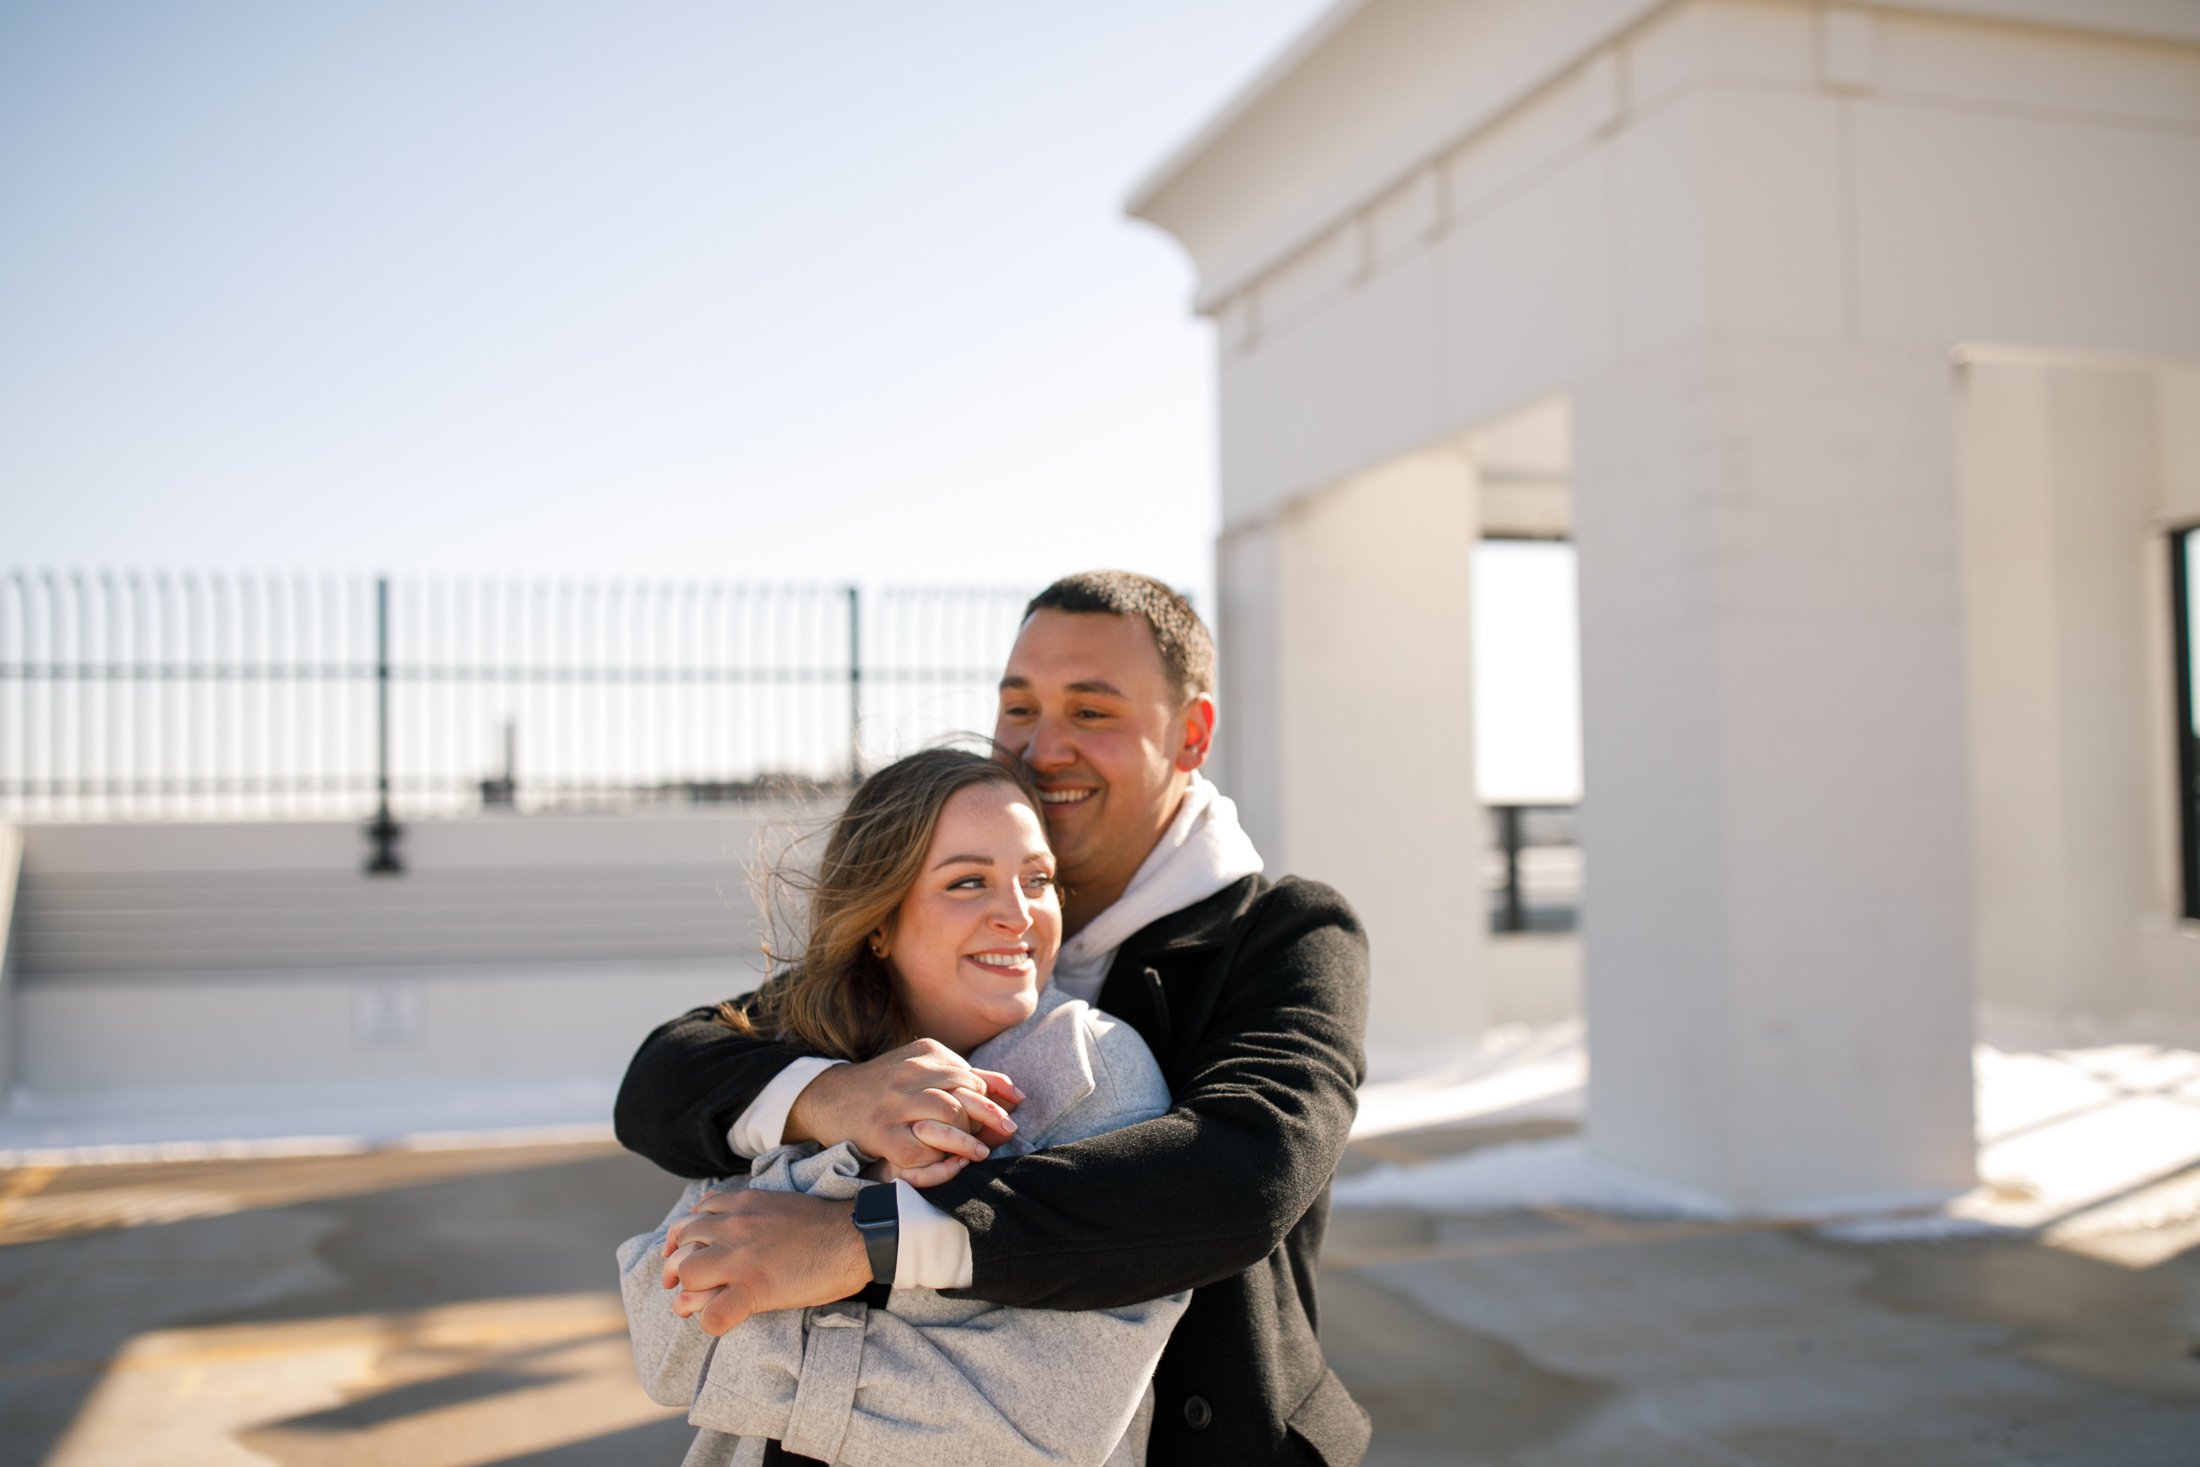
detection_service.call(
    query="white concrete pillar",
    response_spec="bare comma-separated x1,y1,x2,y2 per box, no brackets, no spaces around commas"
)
1224,447,1484,1065
1214,524,1286,865
1573,339,1977,1211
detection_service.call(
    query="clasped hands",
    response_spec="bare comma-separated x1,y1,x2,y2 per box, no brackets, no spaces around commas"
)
661,1038,1021,1335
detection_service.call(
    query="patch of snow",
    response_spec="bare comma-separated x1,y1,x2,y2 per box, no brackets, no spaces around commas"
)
1336,1138,1727,1218
1354,1020,1585,1138
1337,1018,2200,1247
0,1078,618,1167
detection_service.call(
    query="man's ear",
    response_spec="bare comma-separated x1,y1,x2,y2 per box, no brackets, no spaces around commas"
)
1174,695,1217,773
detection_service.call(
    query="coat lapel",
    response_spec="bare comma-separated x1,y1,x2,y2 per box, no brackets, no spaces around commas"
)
1095,874,1266,1041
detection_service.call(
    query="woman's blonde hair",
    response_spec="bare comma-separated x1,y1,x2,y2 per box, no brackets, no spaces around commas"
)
719,747,1046,1061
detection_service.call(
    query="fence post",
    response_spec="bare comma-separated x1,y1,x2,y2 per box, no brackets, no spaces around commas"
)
365,575,403,874
846,583,862,783
1497,804,1525,933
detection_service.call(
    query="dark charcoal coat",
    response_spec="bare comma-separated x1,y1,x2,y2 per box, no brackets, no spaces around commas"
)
614,873,1372,1466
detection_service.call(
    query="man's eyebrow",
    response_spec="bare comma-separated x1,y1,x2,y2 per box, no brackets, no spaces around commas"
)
930,853,994,871
994,675,1128,698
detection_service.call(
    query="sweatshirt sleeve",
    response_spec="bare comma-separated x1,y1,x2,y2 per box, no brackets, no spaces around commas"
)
684,1008,1189,1467
614,1177,723,1409
922,879,1369,1311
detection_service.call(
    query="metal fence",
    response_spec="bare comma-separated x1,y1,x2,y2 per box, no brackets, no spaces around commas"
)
0,570,1036,828
1486,803,1581,934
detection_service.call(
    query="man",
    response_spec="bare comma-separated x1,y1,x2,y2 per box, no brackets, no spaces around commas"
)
615,571,1371,1465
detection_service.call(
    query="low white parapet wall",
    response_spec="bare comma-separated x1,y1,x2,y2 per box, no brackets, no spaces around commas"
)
0,806,821,1156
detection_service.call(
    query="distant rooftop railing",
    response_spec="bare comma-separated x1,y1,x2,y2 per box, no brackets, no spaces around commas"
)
0,571,1036,840
1485,802,1580,935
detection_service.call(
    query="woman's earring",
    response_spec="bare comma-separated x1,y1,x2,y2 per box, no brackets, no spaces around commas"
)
869,933,887,959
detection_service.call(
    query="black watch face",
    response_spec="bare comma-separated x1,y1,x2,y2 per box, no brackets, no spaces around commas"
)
856,1184,896,1225
854,1184,897,1287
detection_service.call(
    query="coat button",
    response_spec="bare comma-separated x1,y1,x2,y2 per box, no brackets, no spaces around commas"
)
1183,1396,1213,1430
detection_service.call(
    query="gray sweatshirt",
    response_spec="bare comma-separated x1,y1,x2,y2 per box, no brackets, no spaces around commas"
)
617,987,1187,1467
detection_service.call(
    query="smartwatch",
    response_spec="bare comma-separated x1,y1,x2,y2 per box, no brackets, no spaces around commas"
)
852,1183,898,1288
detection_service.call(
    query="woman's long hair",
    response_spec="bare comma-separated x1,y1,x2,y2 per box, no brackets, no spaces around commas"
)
718,747,1045,1061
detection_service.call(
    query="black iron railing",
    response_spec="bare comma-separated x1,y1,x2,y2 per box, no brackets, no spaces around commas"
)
0,571,1035,835
1488,802,1581,934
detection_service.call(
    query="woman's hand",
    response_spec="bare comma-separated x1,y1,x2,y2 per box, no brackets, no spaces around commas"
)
862,1124,989,1188
784,1038,1022,1173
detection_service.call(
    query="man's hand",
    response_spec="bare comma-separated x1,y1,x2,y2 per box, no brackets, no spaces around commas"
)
784,1038,1022,1176
662,1190,874,1335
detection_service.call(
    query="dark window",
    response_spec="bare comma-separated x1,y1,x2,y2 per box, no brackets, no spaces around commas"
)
2174,529,2200,921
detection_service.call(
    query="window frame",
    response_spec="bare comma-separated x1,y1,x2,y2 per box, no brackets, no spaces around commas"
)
2172,527,2200,922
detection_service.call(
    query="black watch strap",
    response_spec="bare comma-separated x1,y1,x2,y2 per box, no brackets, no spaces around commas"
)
852,1183,898,1288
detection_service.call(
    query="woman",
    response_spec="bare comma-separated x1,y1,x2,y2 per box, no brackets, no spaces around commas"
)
617,748,1186,1467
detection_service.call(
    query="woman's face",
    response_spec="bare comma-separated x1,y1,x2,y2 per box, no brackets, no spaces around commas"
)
883,780,1059,1056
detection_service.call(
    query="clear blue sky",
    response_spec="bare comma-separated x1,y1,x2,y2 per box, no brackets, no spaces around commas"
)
0,0,1337,606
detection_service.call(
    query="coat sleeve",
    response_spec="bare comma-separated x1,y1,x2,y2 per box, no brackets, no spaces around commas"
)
922,879,1370,1311
614,1177,724,1409
613,992,807,1179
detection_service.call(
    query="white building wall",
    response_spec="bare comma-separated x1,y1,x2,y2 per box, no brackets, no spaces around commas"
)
1960,357,2200,1023
1191,1,2200,534
2150,371,2200,1003
1135,0,2200,1210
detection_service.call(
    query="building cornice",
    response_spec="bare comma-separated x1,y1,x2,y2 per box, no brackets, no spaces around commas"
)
1127,0,2200,315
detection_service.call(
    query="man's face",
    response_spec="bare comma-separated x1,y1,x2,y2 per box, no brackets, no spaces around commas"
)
993,609,1212,909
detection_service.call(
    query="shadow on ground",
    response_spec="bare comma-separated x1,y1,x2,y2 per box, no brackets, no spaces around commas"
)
1318,1124,2200,1467
3,1130,2199,1465
0,1144,691,1466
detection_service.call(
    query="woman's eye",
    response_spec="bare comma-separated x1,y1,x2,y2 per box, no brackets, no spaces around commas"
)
950,875,986,891
1023,873,1054,894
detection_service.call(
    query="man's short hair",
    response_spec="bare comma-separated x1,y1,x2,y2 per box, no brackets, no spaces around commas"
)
1024,571,1215,705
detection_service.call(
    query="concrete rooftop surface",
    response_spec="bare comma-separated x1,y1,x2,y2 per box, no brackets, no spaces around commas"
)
1,1122,2196,1467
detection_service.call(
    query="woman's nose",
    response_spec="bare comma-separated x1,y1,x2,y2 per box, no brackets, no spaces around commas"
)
990,887,1033,932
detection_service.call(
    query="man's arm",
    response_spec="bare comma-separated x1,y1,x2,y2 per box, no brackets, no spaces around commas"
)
924,878,1367,1311
614,997,1026,1181
613,1003,799,1178
660,880,1367,1324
